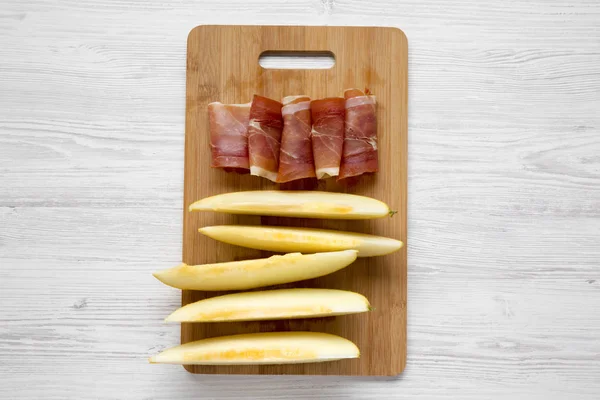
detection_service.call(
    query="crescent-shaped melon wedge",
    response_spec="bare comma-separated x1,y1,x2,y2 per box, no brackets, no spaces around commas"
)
153,250,358,291
189,190,392,219
149,332,359,365
199,225,403,257
165,288,371,322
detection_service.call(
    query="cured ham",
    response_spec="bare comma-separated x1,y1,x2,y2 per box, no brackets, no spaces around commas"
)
276,95,316,183
208,102,251,172
339,89,378,180
310,97,345,179
248,95,284,182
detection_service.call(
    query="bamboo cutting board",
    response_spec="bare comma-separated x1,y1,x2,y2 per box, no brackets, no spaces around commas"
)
182,25,407,376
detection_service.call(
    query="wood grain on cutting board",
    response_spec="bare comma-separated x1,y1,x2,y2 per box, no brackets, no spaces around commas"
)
182,25,407,376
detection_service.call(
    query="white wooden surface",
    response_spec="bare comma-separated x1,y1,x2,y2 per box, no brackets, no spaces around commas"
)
1,0,599,398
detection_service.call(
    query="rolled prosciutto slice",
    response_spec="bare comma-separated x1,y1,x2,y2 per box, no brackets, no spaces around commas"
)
248,95,284,182
310,97,345,179
276,95,316,183
208,102,251,172
339,89,378,180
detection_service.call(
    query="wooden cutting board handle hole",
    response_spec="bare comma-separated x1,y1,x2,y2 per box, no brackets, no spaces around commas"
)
258,50,335,70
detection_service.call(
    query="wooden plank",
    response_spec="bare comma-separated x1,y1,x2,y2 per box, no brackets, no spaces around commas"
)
182,25,408,375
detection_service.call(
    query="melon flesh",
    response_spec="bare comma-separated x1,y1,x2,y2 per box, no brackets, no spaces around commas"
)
149,332,360,365
189,190,391,219
165,288,371,322
152,250,358,291
199,225,403,257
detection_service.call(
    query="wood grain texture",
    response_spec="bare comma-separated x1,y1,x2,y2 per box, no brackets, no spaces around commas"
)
182,25,407,376
0,0,599,398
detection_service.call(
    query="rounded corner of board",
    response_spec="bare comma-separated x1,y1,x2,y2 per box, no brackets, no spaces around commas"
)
387,364,407,378
388,27,408,45
183,364,198,374
187,25,215,44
